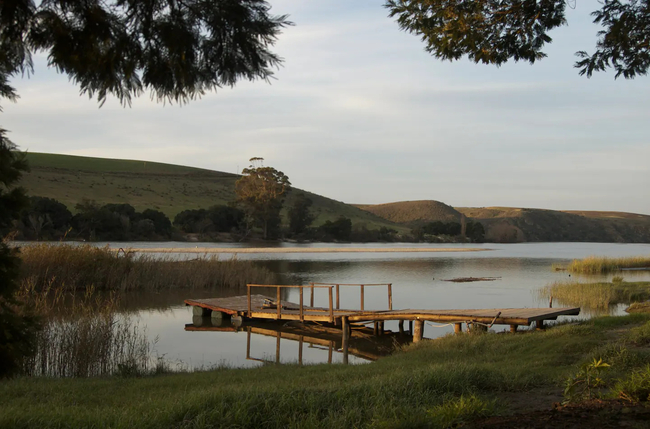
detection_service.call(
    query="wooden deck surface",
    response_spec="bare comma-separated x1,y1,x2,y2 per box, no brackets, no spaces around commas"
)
185,295,580,326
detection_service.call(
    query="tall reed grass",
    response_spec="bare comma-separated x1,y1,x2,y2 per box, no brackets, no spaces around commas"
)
19,243,276,291
566,256,650,274
17,280,154,377
539,280,650,310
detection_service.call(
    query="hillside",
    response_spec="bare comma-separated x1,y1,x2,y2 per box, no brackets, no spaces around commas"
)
357,200,650,243
18,153,406,232
353,200,462,226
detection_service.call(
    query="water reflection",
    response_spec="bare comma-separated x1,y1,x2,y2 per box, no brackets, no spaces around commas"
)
184,317,411,365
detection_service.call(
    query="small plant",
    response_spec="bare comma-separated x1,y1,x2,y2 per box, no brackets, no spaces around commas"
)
564,358,611,403
613,365,650,403
612,276,625,284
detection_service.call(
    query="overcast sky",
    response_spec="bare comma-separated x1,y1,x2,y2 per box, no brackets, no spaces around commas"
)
4,1,650,214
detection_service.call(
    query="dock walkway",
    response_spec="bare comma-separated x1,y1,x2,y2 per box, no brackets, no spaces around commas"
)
185,283,580,344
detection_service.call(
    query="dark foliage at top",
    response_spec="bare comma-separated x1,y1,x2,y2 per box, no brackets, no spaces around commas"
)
386,0,650,78
0,0,290,107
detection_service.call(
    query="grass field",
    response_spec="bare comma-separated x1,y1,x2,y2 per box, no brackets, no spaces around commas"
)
18,153,407,232
2,314,650,428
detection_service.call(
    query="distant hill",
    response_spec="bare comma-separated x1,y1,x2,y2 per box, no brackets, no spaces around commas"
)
357,200,650,243
18,153,406,232
353,200,462,226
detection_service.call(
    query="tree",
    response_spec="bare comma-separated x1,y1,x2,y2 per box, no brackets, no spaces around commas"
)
20,196,72,239
0,130,35,378
385,0,650,79
288,193,315,236
318,216,352,241
0,1,288,373
235,158,291,239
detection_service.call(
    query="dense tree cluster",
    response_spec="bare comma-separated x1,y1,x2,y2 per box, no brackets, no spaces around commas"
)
412,220,485,242
173,206,244,235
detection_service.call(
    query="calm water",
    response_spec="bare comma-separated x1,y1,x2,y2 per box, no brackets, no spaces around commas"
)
103,242,650,369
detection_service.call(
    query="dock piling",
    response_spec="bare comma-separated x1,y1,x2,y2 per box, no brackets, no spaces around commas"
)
413,319,424,343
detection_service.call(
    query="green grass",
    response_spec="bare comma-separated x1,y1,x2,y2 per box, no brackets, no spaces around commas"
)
2,316,646,428
566,256,650,274
539,280,650,310
19,152,408,232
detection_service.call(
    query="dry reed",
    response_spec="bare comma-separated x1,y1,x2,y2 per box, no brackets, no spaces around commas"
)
18,243,276,291
538,280,650,310
567,256,650,274
17,280,152,377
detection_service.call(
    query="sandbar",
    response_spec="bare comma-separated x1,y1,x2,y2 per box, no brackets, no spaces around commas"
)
120,247,492,254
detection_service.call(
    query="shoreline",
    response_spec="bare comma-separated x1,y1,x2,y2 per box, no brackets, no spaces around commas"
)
118,247,493,254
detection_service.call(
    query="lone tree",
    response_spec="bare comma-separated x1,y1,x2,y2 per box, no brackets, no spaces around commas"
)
0,0,289,377
235,158,291,239
385,0,650,79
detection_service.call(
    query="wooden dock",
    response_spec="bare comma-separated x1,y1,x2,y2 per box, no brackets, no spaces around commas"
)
185,283,581,347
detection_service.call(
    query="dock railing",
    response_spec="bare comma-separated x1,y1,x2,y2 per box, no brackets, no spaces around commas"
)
309,283,392,311
247,284,335,322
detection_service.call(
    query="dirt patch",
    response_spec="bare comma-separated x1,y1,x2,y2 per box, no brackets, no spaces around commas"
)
443,277,501,283
468,400,650,429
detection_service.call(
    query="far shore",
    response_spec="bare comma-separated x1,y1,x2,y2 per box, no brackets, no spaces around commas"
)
117,247,492,254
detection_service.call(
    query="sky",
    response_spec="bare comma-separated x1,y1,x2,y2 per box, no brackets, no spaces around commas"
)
3,1,650,214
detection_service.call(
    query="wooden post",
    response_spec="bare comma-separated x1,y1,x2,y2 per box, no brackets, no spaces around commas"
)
378,321,384,336
328,287,334,323
388,283,392,310
276,286,281,320
360,284,364,311
310,282,314,307
454,323,463,334
276,332,281,364
413,319,424,343
342,316,349,365
328,341,333,364
246,328,251,359
536,320,546,331
409,320,413,335
510,324,518,333
247,285,251,317
336,284,340,310
299,336,303,366
373,322,379,336
299,286,304,322
398,320,404,334
549,296,553,308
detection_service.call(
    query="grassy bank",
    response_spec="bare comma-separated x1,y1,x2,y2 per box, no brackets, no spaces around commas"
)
564,256,650,274
3,315,650,428
18,243,275,291
539,280,650,310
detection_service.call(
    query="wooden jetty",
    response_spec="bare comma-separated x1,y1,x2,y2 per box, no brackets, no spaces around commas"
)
185,283,580,350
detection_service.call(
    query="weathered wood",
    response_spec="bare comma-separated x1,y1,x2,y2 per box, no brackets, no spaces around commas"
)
536,320,545,330
510,324,518,333
193,306,211,317
247,286,251,317
373,322,379,336
379,321,384,336
276,287,282,319
298,336,303,365
342,316,349,365
276,332,281,363
336,284,340,310
329,287,334,323
398,320,404,334
388,283,393,310
299,286,304,322
310,283,314,307
454,323,462,334
413,320,424,343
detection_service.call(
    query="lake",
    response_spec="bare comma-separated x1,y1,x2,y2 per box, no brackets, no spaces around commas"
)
96,242,650,369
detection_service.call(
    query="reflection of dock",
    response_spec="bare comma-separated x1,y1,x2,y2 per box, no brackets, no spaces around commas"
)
185,283,580,360
185,319,409,364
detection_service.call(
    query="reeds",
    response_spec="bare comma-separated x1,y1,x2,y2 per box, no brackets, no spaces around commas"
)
18,280,153,377
538,280,650,310
566,256,650,274
18,243,276,291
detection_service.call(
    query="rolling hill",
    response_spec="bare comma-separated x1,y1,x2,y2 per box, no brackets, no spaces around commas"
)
18,153,407,232
356,201,650,243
